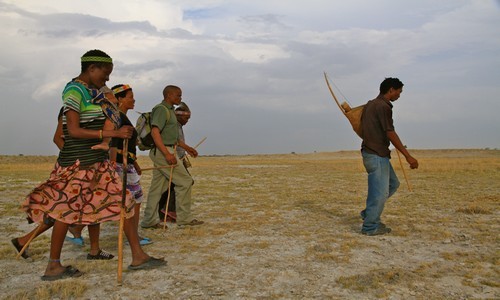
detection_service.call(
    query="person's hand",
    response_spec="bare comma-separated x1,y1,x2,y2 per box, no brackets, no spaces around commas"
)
407,156,419,169
187,147,198,158
134,163,142,175
116,125,134,139
165,152,177,165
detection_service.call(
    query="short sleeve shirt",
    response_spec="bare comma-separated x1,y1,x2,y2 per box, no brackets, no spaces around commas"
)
58,81,108,167
150,101,178,146
361,95,394,158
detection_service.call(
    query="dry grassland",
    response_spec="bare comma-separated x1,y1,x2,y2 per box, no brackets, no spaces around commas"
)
0,149,499,299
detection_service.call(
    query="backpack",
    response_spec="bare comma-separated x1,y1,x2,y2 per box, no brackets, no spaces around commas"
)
135,105,170,151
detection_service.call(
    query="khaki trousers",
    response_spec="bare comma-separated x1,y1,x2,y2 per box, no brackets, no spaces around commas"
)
141,147,194,227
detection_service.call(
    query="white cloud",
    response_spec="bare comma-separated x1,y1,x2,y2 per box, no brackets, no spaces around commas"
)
218,40,290,63
3,0,196,32
0,0,499,155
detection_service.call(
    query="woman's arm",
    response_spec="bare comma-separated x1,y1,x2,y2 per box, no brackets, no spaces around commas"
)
109,147,117,162
133,160,142,175
53,117,64,150
65,109,133,140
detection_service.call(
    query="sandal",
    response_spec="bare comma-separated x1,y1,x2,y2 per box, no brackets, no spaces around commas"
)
143,223,167,230
41,266,83,281
179,219,204,227
128,257,167,271
87,249,114,260
11,238,30,259
139,238,154,246
65,236,84,246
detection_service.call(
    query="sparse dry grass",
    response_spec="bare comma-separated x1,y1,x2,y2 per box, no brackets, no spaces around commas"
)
3,280,87,300
0,149,499,299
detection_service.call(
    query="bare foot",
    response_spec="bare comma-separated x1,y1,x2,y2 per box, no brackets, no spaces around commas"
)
91,143,109,151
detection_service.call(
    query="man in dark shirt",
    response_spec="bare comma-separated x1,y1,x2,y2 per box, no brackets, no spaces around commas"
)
360,77,418,236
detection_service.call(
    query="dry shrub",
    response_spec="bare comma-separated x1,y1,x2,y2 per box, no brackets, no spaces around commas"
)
35,280,87,299
456,195,498,215
337,268,415,298
456,204,492,215
5,280,87,300
3,292,31,300
479,279,500,288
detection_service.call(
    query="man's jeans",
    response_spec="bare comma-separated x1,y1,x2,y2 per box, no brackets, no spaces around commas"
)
361,151,400,233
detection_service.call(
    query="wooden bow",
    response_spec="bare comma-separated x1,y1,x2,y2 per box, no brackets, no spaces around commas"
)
323,72,364,138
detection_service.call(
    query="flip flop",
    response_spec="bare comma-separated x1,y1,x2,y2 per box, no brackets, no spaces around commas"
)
139,238,154,246
65,236,84,246
128,257,167,271
41,266,83,281
143,223,167,230
178,219,204,227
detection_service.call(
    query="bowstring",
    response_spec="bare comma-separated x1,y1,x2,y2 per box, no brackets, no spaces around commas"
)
327,74,352,107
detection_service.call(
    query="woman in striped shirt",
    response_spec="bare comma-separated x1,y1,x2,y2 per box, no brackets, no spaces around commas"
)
22,49,165,281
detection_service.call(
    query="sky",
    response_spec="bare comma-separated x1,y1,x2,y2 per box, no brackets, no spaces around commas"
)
0,0,499,156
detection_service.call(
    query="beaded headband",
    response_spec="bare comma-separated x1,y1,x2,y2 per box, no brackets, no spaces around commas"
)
112,84,132,95
81,56,113,63
175,111,191,116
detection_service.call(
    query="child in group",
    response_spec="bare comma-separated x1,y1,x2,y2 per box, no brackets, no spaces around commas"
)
90,86,120,151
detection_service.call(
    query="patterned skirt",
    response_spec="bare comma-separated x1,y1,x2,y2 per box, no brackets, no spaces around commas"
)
22,160,135,225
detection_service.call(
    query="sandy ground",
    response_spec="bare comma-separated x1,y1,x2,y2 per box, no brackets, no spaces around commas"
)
1,150,499,299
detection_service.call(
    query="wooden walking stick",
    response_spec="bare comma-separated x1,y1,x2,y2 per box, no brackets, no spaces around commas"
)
182,137,207,167
140,165,177,172
162,146,177,230
395,148,413,192
15,224,42,259
193,137,207,149
117,138,128,285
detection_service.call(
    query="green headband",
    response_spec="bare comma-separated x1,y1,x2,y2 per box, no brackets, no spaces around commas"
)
81,56,113,63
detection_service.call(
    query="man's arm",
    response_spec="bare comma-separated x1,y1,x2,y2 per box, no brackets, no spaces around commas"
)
151,126,176,165
387,130,419,169
177,140,198,158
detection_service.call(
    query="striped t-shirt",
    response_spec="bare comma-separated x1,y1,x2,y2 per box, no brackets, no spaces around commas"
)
57,81,108,167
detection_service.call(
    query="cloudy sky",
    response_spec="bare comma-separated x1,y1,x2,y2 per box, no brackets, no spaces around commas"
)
1,0,499,156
